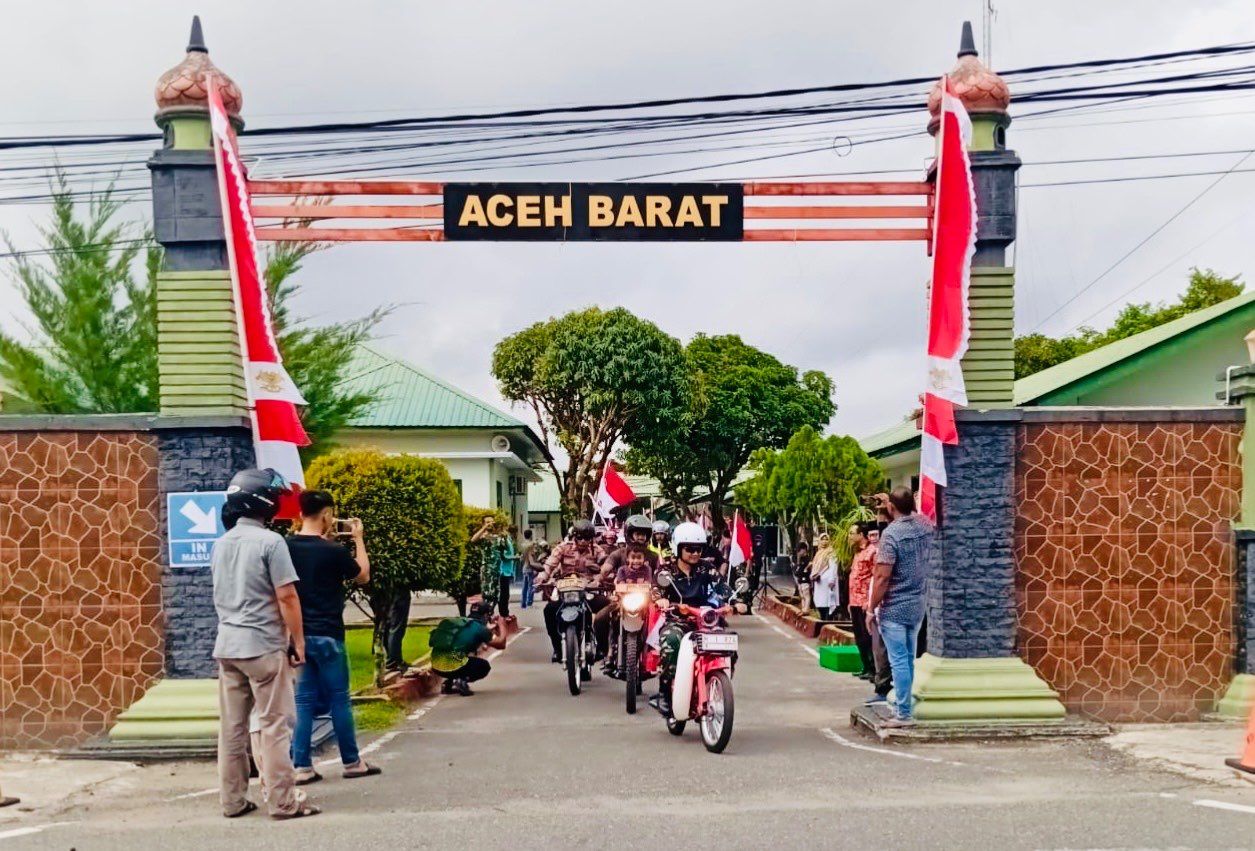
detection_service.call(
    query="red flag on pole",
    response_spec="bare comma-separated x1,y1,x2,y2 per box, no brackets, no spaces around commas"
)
919,76,977,522
208,78,309,496
729,510,753,568
592,462,637,519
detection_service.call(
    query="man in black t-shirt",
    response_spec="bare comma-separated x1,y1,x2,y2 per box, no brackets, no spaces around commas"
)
287,490,381,784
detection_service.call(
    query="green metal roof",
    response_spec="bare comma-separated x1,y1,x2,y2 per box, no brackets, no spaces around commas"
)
1013,288,1255,405
341,344,531,430
859,289,1255,458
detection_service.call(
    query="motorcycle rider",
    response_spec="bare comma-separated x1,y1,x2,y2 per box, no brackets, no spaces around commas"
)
594,541,655,660
537,519,609,663
649,522,746,716
602,514,659,575
649,521,674,566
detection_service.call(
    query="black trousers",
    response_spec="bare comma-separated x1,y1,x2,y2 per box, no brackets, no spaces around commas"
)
498,574,512,617
435,656,491,683
848,605,875,676
385,593,412,669
544,597,611,653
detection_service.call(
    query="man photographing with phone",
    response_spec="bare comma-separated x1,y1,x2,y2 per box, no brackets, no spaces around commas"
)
286,490,381,784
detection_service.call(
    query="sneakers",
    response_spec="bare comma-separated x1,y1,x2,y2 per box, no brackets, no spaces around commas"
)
551,650,562,664
440,678,456,695
882,715,916,728
863,694,888,706
648,692,672,716
455,679,474,697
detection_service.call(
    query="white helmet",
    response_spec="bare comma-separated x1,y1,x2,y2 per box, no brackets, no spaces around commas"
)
671,521,708,547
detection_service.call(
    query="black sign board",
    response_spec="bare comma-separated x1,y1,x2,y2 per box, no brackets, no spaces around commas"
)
443,182,744,241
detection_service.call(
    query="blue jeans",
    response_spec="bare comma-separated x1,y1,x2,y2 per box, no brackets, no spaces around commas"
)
520,569,535,609
292,636,359,768
879,618,923,720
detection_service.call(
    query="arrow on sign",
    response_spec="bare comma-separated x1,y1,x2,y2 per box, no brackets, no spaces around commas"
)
180,499,219,535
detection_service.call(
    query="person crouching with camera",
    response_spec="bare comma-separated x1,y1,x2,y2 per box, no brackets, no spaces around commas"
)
430,597,509,695
286,490,381,784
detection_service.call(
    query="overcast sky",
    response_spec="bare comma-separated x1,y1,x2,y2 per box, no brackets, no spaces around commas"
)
3,0,1255,440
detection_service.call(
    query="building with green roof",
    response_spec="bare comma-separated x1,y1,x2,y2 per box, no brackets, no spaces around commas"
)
861,289,1255,487
335,345,549,532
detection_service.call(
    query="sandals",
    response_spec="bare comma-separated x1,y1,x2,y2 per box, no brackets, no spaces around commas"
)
293,769,323,786
272,803,321,820
224,800,258,818
343,762,382,779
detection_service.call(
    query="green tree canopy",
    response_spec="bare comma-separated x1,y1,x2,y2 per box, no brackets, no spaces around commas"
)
625,334,834,533
1014,268,1243,379
306,448,466,674
492,307,690,521
735,426,882,546
0,177,382,457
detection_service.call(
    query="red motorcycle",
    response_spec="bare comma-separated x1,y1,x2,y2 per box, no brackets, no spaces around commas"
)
652,572,748,754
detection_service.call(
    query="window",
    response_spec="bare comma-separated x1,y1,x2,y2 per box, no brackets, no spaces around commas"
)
496,480,503,509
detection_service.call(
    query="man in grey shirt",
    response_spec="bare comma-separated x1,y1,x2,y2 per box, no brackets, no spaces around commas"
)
210,468,318,820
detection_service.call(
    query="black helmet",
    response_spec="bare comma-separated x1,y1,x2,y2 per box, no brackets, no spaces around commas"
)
624,514,651,533
571,519,596,541
468,601,493,623
225,468,289,521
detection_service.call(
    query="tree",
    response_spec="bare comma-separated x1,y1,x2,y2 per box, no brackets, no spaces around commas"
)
625,334,834,534
1014,268,1244,379
736,426,882,547
492,307,690,522
306,448,465,681
0,177,383,456
0,177,158,413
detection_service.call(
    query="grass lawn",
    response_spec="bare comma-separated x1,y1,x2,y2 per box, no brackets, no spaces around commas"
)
344,622,435,694
352,700,406,732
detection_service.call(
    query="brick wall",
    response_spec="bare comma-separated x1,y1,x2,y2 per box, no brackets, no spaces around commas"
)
1015,415,1240,721
0,430,164,748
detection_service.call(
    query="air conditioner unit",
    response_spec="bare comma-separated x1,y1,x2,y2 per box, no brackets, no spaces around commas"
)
490,434,511,453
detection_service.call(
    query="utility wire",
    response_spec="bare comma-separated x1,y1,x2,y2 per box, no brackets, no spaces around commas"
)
1030,147,1255,331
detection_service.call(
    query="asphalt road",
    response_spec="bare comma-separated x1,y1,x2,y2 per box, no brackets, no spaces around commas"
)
9,607,1255,849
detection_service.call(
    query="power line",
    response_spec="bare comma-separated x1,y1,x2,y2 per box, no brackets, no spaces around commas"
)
1030,147,1255,331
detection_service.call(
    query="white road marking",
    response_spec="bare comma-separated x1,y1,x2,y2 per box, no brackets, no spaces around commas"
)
407,694,445,721
0,827,43,841
799,644,820,659
819,727,967,767
757,611,820,657
488,625,532,661
1193,799,1255,815
0,822,75,842
168,787,217,800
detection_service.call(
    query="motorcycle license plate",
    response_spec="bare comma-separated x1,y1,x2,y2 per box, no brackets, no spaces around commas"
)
701,632,738,653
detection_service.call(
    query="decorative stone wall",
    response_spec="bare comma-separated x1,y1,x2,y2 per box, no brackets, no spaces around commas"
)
0,429,163,748
157,425,253,678
1015,412,1241,721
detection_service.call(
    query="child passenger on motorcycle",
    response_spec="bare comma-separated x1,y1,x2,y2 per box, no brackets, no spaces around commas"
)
650,522,746,717
593,544,654,654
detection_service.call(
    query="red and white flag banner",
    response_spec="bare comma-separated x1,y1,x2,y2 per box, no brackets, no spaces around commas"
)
729,510,753,568
208,78,308,488
592,461,637,519
919,76,977,521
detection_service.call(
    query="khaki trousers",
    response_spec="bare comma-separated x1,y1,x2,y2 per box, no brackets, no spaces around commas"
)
218,651,298,817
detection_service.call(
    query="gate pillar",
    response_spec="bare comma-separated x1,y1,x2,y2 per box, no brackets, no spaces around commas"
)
911,24,1065,723
1216,365,1255,718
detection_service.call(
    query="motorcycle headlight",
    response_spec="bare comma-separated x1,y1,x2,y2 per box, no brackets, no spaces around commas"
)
622,591,647,613
562,591,581,603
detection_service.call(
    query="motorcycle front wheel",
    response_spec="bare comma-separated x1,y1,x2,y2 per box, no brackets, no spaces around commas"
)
565,627,581,696
624,632,639,715
700,670,735,754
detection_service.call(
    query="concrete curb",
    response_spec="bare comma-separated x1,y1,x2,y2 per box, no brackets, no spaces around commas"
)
850,704,1110,742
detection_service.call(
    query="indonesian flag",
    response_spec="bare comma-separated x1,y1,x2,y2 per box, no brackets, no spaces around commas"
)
208,78,309,491
728,510,753,568
592,461,636,518
919,76,977,522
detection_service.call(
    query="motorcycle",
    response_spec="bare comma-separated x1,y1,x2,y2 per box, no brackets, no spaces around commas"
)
653,570,749,754
555,575,599,696
604,582,653,714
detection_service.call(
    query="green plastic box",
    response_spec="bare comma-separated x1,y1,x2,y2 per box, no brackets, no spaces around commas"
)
818,644,863,673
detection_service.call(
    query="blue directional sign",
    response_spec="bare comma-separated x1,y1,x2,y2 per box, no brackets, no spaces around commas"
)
167,491,228,568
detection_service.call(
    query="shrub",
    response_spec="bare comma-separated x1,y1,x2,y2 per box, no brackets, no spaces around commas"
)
306,448,466,675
